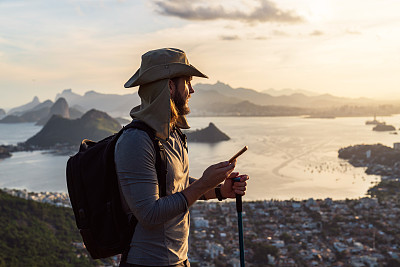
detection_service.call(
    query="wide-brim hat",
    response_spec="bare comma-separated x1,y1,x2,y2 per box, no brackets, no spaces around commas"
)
124,48,208,88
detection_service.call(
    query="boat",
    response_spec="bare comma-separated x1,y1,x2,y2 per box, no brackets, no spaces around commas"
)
373,122,396,131
365,115,381,125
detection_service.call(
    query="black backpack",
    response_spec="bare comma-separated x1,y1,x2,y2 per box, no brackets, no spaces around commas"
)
66,120,169,260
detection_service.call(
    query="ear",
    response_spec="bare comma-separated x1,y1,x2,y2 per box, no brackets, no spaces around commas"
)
168,79,175,97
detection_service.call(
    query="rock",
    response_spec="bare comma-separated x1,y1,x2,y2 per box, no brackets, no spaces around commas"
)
25,109,121,148
0,146,12,159
185,122,230,143
36,98,70,125
373,123,396,131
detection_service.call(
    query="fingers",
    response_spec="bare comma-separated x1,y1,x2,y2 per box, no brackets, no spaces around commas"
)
214,161,236,179
232,174,249,196
201,161,237,188
228,172,239,179
215,159,236,169
238,174,249,182
235,190,246,196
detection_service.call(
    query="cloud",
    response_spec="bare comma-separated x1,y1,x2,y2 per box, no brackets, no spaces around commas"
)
346,29,361,35
254,36,268,40
220,35,240,40
154,0,304,24
310,30,324,36
272,30,289,36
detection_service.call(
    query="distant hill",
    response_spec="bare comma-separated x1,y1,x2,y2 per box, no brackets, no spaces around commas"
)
36,97,70,125
4,82,400,119
193,81,377,109
262,88,319,97
0,115,26,123
7,96,41,115
56,89,140,118
0,190,95,266
25,109,121,147
0,98,82,124
0,108,5,118
185,122,230,143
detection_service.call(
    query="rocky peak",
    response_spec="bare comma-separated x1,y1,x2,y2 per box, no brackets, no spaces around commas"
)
36,98,70,125
81,109,110,121
185,122,230,143
50,97,70,118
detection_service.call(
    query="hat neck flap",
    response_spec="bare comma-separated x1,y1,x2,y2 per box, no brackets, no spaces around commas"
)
130,79,190,141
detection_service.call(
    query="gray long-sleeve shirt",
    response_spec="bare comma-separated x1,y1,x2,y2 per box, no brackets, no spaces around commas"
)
115,127,190,266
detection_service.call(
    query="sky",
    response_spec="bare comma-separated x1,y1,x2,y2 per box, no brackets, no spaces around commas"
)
0,0,399,109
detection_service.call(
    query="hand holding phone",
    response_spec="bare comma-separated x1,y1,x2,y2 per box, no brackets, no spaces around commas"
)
229,146,248,163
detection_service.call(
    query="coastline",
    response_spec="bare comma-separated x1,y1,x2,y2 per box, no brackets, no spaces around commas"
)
2,116,400,200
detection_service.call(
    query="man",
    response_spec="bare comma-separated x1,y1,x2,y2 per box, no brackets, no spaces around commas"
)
115,48,249,267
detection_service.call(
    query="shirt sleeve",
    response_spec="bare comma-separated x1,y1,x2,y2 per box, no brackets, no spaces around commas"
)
115,128,188,227
189,176,207,200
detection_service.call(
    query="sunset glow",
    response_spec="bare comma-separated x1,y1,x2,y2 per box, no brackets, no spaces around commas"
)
0,0,399,108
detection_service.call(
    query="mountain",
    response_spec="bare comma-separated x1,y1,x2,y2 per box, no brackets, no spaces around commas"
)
4,82,399,120
0,115,26,123
36,97,70,125
0,98,83,124
19,100,53,122
28,99,54,111
25,109,121,147
185,122,230,143
0,108,5,118
194,82,275,107
56,89,140,118
7,96,41,115
262,88,318,97
193,81,377,109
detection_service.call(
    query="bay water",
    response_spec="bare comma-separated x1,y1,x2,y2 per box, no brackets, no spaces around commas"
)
1,116,399,200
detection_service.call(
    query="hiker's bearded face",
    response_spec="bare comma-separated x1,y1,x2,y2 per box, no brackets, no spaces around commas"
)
173,87,190,115
173,77,193,115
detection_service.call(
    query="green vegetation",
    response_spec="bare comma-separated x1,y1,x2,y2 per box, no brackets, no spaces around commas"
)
0,190,103,266
25,109,121,148
245,240,279,267
368,180,400,202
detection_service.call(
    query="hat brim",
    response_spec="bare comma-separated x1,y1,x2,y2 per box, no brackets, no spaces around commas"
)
124,63,208,88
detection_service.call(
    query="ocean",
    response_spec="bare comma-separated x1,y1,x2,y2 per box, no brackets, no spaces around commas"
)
1,115,399,200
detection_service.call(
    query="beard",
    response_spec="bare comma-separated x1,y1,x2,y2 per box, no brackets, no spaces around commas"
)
173,90,190,115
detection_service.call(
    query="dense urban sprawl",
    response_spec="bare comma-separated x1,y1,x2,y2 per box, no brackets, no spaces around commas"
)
188,195,400,267
3,187,400,267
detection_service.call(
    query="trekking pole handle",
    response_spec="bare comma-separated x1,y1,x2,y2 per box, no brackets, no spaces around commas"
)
232,177,242,212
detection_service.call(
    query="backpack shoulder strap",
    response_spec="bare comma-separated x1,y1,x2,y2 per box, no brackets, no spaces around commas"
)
121,120,167,197
174,126,188,153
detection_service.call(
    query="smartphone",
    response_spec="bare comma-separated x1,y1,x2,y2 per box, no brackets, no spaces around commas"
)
229,146,248,163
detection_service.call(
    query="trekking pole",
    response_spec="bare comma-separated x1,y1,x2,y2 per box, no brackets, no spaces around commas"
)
232,177,245,267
